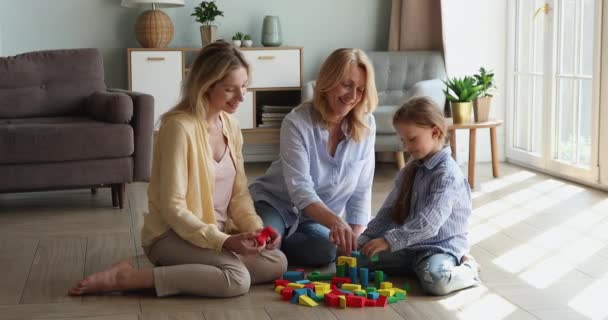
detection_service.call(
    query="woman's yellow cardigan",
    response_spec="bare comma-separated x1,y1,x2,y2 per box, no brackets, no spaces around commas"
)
142,112,263,251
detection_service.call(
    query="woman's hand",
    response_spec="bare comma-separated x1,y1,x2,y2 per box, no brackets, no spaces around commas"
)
329,222,357,256
223,232,262,255
361,238,390,257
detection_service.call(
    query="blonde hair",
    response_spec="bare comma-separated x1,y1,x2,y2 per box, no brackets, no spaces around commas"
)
311,48,378,142
391,96,448,224
160,41,250,126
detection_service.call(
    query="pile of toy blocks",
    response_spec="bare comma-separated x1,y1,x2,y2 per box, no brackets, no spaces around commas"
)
273,251,408,308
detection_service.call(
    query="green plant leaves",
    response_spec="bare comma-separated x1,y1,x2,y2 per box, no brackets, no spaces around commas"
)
443,76,483,102
191,1,224,25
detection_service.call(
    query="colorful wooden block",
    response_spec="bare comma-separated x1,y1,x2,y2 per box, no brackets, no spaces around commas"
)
365,287,377,293
337,256,357,268
388,296,399,304
365,298,377,307
339,296,347,309
299,295,318,307
287,283,305,289
376,295,388,307
331,277,352,286
367,292,379,300
324,292,339,307
336,263,346,277
296,279,311,284
255,226,274,246
359,267,369,287
348,266,358,284
274,279,290,288
395,292,406,301
378,289,395,297
346,295,365,308
283,271,304,282
274,285,285,293
374,270,384,287
380,281,393,289
341,283,362,291
280,287,294,301
351,250,361,258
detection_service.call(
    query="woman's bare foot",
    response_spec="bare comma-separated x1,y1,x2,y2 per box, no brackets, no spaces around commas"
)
461,253,481,272
68,260,151,296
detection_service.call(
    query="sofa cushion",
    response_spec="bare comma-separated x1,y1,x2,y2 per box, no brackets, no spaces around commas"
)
0,49,106,119
374,105,398,134
86,91,134,123
0,117,133,165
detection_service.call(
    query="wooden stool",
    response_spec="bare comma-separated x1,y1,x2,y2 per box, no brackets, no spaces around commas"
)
447,119,503,189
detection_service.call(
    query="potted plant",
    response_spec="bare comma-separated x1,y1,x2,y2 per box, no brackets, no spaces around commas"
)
191,1,224,46
231,32,244,47
242,34,253,47
473,67,497,122
444,76,483,124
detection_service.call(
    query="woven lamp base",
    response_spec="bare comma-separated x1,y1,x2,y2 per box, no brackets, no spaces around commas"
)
135,9,174,48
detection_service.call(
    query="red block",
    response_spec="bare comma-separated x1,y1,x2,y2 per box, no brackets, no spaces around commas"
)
330,289,346,296
346,295,365,308
324,293,339,307
376,295,388,307
256,226,274,246
274,279,290,288
304,283,316,290
365,298,377,307
280,287,294,301
331,277,352,286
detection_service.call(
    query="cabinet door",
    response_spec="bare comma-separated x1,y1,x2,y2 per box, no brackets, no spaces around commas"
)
233,91,254,129
130,51,183,127
242,49,301,88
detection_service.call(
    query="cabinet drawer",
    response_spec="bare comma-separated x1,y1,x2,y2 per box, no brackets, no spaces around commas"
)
242,49,300,89
130,51,183,126
232,91,254,129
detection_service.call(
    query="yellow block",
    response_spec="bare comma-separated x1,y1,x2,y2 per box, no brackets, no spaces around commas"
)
339,295,347,309
341,283,362,291
393,288,407,295
337,256,357,267
380,282,393,289
316,288,331,296
299,295,318,307
314,284,330,291
287,283,305,289
274,285,285,293
378,289,395,297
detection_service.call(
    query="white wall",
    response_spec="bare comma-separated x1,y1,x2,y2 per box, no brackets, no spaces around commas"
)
442,0,508,163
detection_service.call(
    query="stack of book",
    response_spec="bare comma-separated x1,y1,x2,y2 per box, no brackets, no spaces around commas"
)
259,105,295,128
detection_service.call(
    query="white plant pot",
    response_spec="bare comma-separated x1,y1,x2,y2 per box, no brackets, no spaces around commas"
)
243,40,253,47
232,40,242,47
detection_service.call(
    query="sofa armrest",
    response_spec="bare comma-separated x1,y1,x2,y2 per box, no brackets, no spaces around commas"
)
301,80,316,103
85,91,133,123
108,88,154,182
404,79,447,114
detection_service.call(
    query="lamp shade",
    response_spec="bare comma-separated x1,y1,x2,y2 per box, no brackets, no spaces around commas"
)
121,0,184,8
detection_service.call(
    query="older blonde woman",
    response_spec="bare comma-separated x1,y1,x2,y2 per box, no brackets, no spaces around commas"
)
69,42,286,298
250,48,379,266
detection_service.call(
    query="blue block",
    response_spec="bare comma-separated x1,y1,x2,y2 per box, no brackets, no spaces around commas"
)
295,279,310,284
351,250,361,258
306,288,316,298
348,266,358,284
290,292,301,304
367,292,380,300
359,268,369,287
294,288,307,295
283,271,304,282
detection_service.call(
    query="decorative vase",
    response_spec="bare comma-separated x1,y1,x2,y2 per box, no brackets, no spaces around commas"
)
473,96,492,122
232,40,242,47
135,10,174,48
200,25,217,47
261,16,282,47
243,39,253,47
452,102,473,124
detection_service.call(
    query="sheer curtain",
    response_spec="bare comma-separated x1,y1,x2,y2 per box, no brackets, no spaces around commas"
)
389,0,444,51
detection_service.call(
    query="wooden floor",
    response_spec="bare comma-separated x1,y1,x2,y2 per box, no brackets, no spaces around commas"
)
0,162,607,320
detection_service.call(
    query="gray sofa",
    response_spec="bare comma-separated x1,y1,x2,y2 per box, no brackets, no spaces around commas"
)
302,51,447,167
0,48,154,208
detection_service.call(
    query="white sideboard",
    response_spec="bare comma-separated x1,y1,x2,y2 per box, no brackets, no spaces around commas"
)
128,47,303,151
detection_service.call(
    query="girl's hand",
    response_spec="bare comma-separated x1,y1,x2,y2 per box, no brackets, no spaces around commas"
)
361,238,390,257
329,222,357,256
223,232,262,255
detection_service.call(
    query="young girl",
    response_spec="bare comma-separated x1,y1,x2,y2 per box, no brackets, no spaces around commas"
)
69,41,286,298
358,96,479,296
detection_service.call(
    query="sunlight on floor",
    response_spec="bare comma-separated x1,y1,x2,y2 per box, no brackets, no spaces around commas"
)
569,277,608,319
457,293,518,320
439,286,488,310
472,170,537,199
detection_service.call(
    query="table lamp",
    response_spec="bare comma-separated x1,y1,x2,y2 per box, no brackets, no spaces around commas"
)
122,0,184,48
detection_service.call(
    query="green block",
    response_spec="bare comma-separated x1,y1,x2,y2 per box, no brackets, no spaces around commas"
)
395,292,406,301
370,255,379,262
308,273,334,281
374,271,384,287
355,292,366,297
388,296,399,304
403,282,411,292
309,271,320,276
365,287,377,293
313,294,324,302
336,264,346,277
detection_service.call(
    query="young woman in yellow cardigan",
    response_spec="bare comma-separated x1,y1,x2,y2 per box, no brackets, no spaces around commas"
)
69,42,287,298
